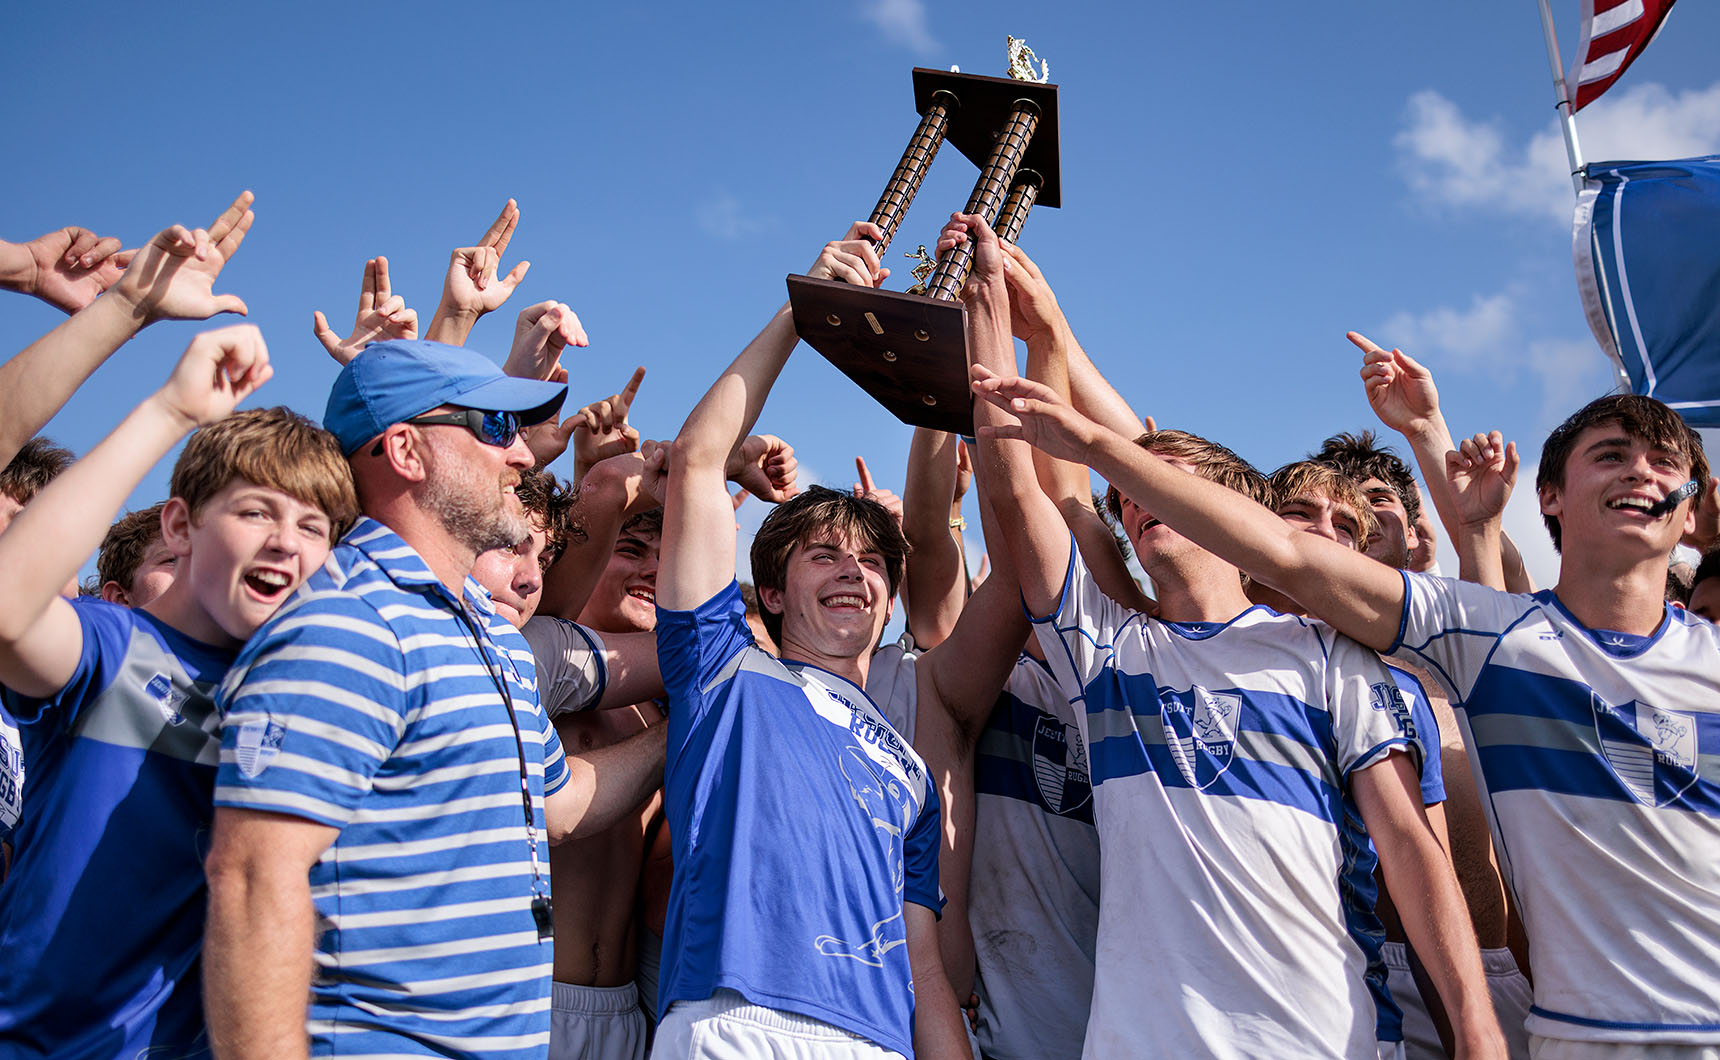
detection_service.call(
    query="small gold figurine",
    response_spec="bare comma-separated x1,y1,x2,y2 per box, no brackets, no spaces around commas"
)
904,245,938,296
1006,36,1049,83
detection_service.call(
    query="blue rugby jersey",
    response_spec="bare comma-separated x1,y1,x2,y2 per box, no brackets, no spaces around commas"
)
1391,571,1720,1045
655,581,942,1058
215,517,570,1060
1034,546,1417,1059
0,599,232,1060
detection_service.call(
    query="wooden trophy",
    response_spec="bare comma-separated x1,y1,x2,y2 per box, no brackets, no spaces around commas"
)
786,38,1061,434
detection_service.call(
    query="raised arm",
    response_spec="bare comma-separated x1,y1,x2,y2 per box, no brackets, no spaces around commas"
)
658,224,886,611
1355,331,1535,591
972,369,1408,651
546,723,668,841
1001,241,1145,439
424,199,531,346
939,213,1071,619
0,192,254,467
899,429,969,648
0,325,272,697
1445,431,1520,591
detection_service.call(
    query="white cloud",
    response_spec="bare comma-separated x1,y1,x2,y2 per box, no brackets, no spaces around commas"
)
695,191,769,240
858,0,939,56
1395,80,1720,223
1381,292,1518,369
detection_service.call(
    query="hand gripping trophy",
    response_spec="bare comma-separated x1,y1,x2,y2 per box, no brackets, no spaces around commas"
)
786,38,1062,433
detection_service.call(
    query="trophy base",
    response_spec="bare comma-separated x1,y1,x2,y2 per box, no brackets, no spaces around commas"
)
912,68,1060,209
786,273,974,435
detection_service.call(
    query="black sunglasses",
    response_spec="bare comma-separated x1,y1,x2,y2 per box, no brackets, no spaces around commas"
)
371,408,521,456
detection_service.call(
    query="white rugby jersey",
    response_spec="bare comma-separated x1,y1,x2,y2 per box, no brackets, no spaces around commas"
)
1036,548,1415,1059
1391,572,1720,1045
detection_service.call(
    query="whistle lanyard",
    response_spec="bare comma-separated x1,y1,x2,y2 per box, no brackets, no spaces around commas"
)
452,601,554,940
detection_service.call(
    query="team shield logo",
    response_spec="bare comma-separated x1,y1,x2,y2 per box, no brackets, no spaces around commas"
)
1161,686,1239,789
1031,714,1093,816
234,716,286,778
145,672,188,726
1591,692,1702,806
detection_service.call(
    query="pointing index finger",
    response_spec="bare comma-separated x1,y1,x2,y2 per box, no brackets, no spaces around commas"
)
617,367,647,411
855,456,875,494
1346,330,1385,356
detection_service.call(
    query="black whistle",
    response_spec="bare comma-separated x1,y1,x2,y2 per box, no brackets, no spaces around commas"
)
531,895,555,941
1647,480,1700,517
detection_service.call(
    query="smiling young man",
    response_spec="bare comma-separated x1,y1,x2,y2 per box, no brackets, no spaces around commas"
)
649,225,967,1060
0,326,356,1060
971,293,1720,1054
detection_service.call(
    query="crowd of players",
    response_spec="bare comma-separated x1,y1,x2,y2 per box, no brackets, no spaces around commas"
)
0,193,1716,1060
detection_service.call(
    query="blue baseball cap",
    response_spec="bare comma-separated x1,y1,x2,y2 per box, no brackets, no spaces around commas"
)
323,339,567,455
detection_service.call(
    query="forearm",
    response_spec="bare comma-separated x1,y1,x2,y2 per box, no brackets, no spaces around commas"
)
1059,331,1145,440
0,391,189,642
538,456,651,620
1456,519,1507,591
911,696,978,996
1498,532,1536,593
1400,415,1461,543
0,240,31,291
424,303,479,346
903,429,967,647
1383,834,1503,1053
0,291,145,461
909,911,974,1060
673,305,798,468
204,863,316,1060
551,723,667,841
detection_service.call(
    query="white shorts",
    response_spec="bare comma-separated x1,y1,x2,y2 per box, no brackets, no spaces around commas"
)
650,989,904,1060
1383,942,1531,1060
1529,1042,1720,1060
551,981,648,1060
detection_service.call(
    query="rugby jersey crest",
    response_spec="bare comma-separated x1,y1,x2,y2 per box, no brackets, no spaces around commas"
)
215,517,569,1060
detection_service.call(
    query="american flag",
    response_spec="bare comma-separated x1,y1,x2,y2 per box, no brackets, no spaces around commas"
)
1569,0,1678,111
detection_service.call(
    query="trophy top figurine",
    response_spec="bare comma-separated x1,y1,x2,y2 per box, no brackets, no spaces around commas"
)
1007,36,1049,84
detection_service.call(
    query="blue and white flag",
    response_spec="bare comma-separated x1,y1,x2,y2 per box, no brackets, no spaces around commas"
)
1574,154,1720,425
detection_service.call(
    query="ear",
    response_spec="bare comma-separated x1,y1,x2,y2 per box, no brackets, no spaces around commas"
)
378,426,431,484
160,497,196,558
100,581,130,605
1539,481,1562,520
757,585,785,617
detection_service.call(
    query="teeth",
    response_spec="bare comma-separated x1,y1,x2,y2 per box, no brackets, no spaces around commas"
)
1610,498,1653,512
250,570,289,588
825,595,866,608
628,590,655,603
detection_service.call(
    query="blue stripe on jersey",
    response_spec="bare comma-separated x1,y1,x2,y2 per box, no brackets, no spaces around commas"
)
1529,1005,1720,1034
1080,671,1353,822
974,687,1095,825
1466,665,1720,816
215,518,566,1060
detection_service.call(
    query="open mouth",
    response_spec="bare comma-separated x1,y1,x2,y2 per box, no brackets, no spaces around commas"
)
1606,496,1657,517
243,568,292,601
626,588,655,606
821,593,868,611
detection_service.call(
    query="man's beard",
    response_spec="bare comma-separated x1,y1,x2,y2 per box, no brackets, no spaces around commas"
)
423,450,527,557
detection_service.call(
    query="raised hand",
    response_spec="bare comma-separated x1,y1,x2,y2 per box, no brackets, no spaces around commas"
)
852,455,904,527
112,191,254,323
731,435,798,503
312,256,418,366
970,362,1103,466
639,439,671,506
157,324,272,428
806,221,889,287
504,300,588,381
1445,430,1518,528
953,438,973,504
3,226,133,314
999,241,1064,345
1353,331,1441,437
571,366,646,476
1682,478,1720,550
427,199,530,342
934,211,1005,295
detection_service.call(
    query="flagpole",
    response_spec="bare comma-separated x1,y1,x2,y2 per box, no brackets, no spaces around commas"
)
1536,0,1588,194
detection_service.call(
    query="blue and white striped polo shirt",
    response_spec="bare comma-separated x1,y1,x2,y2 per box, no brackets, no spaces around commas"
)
1034,546,1417,1059
216,517,569,1060
1391,571,1720,1046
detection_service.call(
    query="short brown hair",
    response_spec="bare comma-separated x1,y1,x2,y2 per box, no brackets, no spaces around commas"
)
1310,430,1422,523
1266,461,1377,551
749,485,909,647
1102,429,1267,525
515,468,579,569
98,502,167,592
1535,394,1710,553
169,407,357,538
0,437,74,506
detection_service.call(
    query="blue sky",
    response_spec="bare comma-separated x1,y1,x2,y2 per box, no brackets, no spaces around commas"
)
4,0,1718,588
